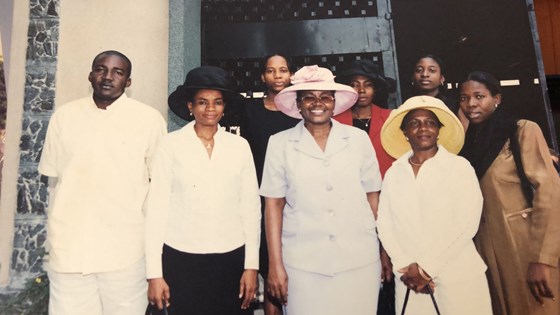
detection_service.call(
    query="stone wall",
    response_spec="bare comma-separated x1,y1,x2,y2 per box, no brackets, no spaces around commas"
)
1,0,171,296
10,0,58,289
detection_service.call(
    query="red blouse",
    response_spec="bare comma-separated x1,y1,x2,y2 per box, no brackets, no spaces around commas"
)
333,105,394,178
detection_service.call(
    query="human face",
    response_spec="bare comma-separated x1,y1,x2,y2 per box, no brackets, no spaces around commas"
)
458,80,501,125
261,55,292,94
349,75,375,107
402,109,441,153
412,57,444,96
187,89,225,127
88,54,131,106
297,90,335,126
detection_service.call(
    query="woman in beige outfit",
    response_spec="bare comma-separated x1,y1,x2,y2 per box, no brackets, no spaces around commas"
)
459,71,560,315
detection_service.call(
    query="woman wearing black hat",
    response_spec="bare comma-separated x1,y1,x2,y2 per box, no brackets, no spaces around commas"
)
333,59,395,178
145,66,261,314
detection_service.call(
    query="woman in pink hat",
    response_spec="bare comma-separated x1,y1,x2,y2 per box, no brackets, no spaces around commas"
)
260,65,383,314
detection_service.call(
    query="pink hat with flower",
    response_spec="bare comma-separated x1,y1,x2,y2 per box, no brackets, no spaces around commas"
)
274,65,358,119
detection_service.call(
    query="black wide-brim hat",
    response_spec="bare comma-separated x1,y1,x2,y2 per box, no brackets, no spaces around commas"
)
335,59,392,91
168,66,243,121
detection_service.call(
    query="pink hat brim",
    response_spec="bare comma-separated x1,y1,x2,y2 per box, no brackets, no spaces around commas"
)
274,82,358,119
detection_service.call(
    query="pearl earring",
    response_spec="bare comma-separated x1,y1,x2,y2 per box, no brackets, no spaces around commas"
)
405,137,409,142
494,104,498,108
189,112,193,116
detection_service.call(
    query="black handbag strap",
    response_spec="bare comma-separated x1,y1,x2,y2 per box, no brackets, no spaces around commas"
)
400,286,441,315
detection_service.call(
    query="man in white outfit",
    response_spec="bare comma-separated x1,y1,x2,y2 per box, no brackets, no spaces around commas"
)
39,50,167,315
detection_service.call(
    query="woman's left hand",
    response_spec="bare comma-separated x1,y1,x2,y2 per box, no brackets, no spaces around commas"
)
239,269,258,309
380,247,394,282
527,262,556,305
398,263,432,293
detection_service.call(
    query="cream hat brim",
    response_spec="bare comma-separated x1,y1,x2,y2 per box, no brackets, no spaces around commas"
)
381,95,465,159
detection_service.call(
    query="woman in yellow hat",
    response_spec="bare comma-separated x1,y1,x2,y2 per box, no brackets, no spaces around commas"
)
377,95,492,314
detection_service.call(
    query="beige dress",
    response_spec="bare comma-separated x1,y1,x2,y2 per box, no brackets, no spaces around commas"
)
475,120,560,315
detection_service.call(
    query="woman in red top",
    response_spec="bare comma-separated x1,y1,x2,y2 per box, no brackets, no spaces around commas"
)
333,59,395,178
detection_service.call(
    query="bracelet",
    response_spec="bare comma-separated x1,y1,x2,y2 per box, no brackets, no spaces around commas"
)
418,266,432,281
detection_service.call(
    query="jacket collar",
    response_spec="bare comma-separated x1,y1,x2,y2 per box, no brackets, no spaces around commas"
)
288,119,350,159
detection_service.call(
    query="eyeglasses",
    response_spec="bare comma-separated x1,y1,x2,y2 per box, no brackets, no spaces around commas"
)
299,95,335,105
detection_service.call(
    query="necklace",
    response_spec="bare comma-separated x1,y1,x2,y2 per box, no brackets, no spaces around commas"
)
357,117,371,127
408,156,423,166
198,137,213,150
354,114,371,127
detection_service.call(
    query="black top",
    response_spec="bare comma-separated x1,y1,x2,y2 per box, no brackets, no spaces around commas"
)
240,98,300,184
352,118,371,133
434,91,459,115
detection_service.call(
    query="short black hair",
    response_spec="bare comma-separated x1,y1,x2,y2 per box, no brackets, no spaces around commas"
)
399,108,444,131
91,50,132,78
413,53,446,76
260,54,296,75
459,71,501,96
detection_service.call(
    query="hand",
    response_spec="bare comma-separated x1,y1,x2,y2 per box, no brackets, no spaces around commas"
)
398,263,432,293
380,247,394,283
527,262,556,305
239,269,258,309
267,262,289,305
147,278,170,310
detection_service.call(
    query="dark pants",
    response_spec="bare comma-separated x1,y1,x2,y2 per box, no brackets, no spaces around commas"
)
162,244,251,315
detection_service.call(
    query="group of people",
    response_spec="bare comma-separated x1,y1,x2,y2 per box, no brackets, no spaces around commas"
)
38,49,560,315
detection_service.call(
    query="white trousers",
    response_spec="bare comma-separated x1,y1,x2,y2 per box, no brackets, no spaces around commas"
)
284,261,381,315
47,258,148,315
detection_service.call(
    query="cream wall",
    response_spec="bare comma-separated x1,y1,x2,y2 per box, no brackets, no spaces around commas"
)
0,0,28,287
57,1,169,115
0,0,169,287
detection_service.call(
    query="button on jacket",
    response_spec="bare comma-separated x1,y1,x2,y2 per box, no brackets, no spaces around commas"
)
260,120,382,276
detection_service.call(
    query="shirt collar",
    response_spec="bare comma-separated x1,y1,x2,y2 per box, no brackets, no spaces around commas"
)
393,144,451,167
89,93,128,112
183,120,225,140
289,119,350,158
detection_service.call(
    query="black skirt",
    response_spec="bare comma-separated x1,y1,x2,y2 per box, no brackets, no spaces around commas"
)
162,244,251,315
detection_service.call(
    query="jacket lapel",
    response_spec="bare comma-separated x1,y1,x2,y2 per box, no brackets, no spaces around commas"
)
291,120,350,159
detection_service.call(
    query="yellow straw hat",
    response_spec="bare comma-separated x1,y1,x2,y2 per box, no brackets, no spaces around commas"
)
381,95,465,159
